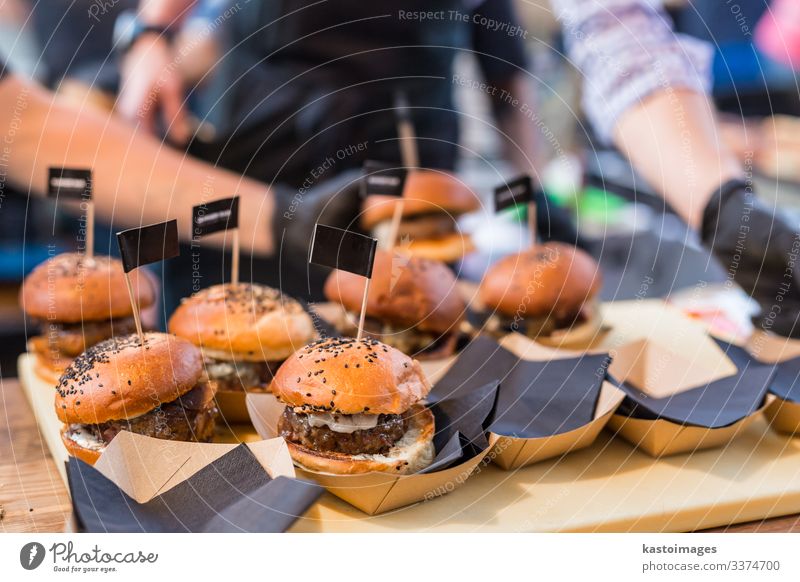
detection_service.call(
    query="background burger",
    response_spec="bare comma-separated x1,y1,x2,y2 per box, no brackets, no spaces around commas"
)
272,337,434,475
479,242,603,340
169,283,317,399
56,332,217,465
361,170,480,263
323,250,466,359
20,253,154,384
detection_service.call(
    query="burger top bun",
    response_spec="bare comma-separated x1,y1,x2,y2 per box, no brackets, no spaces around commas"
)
168,283,317,362
55,332,203,425
361,170,480,230
20,253,154,323
323,250,466,334
271,337,430,415
479,242,602,319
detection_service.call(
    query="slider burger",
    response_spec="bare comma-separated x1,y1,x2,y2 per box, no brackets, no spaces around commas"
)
479,242,602,339
361,170,480,263
323,250,466,358
56,332,217,465
169,283,317,394
20,253,154,384
272,337,435,475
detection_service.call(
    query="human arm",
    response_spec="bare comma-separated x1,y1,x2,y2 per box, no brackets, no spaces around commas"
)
0,74,272,256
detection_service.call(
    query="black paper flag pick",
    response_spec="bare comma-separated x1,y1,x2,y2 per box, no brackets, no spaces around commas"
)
48,167,92,200
67,445,323,533
494,174,538,245
117,219,179,273
494,175,535,212
361,161,408,198
310,224,377,340
48,167,94,257
116,219,179,340
192,196,241,284
192,196,239,236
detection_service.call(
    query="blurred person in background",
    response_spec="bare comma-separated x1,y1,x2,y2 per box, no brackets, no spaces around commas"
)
2,1,800,335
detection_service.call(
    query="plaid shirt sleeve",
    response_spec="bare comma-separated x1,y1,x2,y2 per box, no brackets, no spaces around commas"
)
551,0,713,143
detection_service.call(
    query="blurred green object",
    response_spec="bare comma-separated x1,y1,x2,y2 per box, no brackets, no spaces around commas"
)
504,189,570,223
578,186,626,223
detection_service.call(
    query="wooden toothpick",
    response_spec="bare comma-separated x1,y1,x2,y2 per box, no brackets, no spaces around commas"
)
356,277,372,341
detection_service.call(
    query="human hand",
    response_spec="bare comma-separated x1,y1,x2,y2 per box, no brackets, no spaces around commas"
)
702,180,800,337
117,33,190,144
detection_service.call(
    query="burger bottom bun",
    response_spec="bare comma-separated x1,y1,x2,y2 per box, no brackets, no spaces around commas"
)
393,231,475,263
287,404,436,475
60,426,103,466
28,340,72,385
534,300,605,349
411,332,459,361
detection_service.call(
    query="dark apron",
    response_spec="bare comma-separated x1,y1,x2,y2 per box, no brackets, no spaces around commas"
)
189,0,473,187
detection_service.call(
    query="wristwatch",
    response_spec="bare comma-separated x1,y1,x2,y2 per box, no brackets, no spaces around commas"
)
113,10,175,55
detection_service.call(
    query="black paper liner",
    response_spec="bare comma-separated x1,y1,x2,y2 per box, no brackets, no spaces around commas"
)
611,339,774,428
714,338,800,404
429,335,609,439
421,380,500,473
67,444,323,533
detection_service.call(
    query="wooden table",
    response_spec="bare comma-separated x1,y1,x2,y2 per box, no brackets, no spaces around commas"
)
3,377,800,533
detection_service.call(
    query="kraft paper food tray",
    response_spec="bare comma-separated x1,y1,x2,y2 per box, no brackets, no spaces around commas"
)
605,335,769,457
17,352,286,487
744,331,800,434
245,393,491,515
90,431,296,503
480,333,624,470
68,431,323,532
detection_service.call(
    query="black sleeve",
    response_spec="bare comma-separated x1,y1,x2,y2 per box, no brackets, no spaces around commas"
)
470,0,529,84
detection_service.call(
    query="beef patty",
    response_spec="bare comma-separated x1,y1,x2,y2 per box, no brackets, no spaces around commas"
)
203,357,280,392
278,407,408,455
32,316,139,357
76,382,218,445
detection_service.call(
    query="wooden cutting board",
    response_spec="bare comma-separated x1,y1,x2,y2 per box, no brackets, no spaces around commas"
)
18,299,800,532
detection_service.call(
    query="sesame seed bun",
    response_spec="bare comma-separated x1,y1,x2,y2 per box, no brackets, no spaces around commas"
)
360,170,480,230
20,253,154,323
270,337,431,415
324,250,465,335
27,338,72,385
55,332,203,425
168,283,317,362
479,242,602,320
287,404,435,475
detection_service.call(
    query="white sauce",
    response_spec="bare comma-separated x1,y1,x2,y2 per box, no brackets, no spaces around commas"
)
66,424,106,452
303,412,379,433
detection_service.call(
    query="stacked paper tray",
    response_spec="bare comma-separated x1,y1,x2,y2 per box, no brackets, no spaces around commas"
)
17,299,800,531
